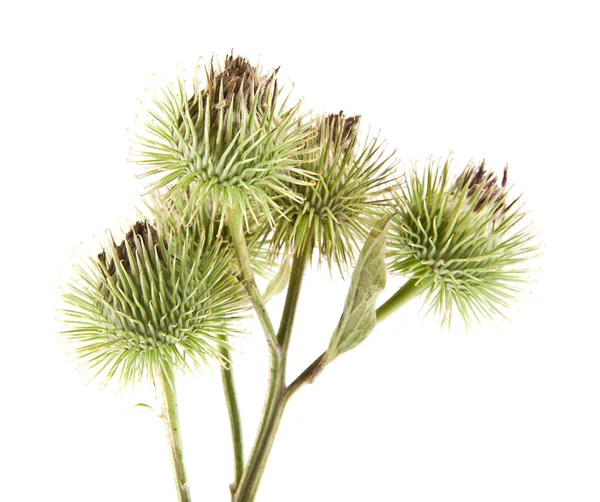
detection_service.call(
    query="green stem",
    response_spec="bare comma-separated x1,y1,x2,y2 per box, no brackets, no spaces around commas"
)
286,351,328,399
375,277,423,322
226,207,279,353
159,367,191,502
233,365,287,502
277,247,310,353
219,343,244,495
233,247,310,502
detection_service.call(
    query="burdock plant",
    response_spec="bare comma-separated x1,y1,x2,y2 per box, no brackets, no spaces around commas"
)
62,220,248,500
60,54,538,502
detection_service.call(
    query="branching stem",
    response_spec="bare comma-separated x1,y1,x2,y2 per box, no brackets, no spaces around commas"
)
287,278,423,396
230,233,420,501
233,247,310,502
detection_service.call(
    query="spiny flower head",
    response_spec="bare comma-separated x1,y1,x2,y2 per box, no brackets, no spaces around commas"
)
387,158,538,325
61,220,248,385
133,54,314,228
267,111,396,270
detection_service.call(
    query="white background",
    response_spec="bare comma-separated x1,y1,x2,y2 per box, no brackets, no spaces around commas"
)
1,1,599,501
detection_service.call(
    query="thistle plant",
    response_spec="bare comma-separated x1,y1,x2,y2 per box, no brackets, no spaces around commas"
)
62,219,248,501
59,54,539,502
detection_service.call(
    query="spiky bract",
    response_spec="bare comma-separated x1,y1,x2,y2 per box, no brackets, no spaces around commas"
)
147,190,274,280
267,112,396,270
387,159,537,324
133,55,314,227
61,221,248,385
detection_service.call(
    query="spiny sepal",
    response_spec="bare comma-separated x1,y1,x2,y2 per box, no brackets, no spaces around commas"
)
146,187,275,280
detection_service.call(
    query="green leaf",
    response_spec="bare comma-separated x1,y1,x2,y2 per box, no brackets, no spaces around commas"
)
327,215,393,359
262,255,292,303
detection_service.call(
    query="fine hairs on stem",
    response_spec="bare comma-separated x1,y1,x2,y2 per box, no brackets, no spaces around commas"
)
59,53,539,501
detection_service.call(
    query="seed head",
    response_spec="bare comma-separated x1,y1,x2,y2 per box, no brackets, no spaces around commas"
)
61,220,248,385
133,54,314,228
387,158,538,325
267,111,396,270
